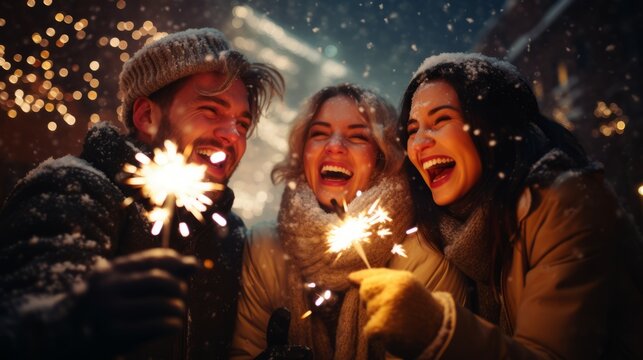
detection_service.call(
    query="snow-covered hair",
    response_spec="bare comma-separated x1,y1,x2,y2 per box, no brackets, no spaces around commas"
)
399,53,587,280
272,83,403,184
400,52,586,188
118,28,284,135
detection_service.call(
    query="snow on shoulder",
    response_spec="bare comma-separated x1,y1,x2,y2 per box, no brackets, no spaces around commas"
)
22,155,109,184
413,52,520,80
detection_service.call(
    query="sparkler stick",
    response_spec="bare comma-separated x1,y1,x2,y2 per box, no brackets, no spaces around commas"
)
160,194,175,248
123,140,224,247
330,198,346,220
326,197,392,269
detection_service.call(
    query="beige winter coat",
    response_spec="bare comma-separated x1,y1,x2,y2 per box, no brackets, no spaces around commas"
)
440,170,643,359
230,224,469,359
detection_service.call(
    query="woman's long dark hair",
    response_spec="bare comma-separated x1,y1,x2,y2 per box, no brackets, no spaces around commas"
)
398,54,588,285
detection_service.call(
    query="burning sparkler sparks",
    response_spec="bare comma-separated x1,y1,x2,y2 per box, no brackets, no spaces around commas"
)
123,140,224,247
391,243,408,258
300,310,312,319
326,198,392,268
209,151,226,164
301,284,335,320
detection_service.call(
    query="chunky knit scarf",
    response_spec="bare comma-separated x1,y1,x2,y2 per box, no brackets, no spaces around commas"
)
438,201,498,323
277,174,413,360
436,148,585,324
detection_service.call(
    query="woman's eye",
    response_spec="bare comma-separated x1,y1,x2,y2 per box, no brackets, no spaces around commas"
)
349,134,370,143
434,115,451,125
309,131,328,138
407,125,418,135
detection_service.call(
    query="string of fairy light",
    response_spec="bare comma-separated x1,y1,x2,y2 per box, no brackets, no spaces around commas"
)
1,1,640,203
0,0,166,131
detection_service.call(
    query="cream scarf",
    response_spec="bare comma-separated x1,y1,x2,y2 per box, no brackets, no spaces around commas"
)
277,174,413,360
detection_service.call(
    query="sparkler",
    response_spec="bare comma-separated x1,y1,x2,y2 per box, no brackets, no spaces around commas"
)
326,197,392,268
123,140,224,247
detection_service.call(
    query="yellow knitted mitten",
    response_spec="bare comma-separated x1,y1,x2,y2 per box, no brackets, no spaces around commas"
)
349,268,444,358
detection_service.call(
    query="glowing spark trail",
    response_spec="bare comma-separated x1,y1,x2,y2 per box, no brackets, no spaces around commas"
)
405,226,418,234
326,198,392,268
123,140,223,247
209,151,226,164
391,243,408,258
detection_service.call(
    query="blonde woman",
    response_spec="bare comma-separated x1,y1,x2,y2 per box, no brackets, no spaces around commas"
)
230,84,468,359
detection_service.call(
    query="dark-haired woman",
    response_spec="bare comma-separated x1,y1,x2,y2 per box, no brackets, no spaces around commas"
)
350,53,643,359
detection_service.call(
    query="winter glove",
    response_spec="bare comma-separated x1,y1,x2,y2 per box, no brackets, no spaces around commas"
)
255,307,312,360
74,248,198,356
349,268,444,359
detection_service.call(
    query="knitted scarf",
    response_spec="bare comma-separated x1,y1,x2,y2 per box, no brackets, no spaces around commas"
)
277,174,413,360
436,148,584,324
437,200,498,323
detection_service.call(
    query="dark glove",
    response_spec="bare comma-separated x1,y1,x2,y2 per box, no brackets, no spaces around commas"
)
74,248,198,356
255,307,312,360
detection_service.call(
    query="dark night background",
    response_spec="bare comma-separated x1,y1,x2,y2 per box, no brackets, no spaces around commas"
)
0,0,641,227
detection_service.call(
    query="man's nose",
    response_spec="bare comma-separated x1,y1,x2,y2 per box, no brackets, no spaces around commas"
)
214,119,241,146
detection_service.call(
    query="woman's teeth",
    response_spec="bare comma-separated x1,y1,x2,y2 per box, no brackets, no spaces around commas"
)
422,157,455,182
422,157,455,170
321,165,353,180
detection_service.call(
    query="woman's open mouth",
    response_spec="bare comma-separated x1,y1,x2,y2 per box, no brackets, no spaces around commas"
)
320,164,353,185
422,156,455,187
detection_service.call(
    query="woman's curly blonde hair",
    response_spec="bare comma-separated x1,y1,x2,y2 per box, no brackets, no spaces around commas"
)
271,83,403,184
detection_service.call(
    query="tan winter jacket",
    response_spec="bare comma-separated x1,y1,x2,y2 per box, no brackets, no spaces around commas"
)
230,223,469,359
440,171,643,359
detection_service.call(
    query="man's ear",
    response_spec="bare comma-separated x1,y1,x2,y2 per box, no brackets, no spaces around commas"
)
132,97,161,143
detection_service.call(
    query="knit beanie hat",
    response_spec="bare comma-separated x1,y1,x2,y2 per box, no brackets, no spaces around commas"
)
118,28,243,131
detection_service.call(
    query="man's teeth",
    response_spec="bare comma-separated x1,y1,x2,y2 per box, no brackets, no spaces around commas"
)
321,165,352,176
195,149,226,167
196,148,217,157
422,157,455,170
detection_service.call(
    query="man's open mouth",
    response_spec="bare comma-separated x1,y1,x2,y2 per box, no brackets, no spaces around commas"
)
195,148,225,169
422,157,455,183
320,164,353,181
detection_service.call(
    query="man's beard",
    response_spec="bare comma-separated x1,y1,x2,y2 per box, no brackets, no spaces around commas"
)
151,113,178,149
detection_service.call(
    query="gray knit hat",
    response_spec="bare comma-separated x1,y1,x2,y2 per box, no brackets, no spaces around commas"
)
118,28,242,130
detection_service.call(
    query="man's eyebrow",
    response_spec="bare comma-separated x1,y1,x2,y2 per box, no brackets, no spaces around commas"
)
428,104,460,116
348,123,368,129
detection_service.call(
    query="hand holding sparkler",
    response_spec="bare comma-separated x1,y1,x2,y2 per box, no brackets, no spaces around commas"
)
349,268,447,359
123,140,224,247
79,248,198,355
